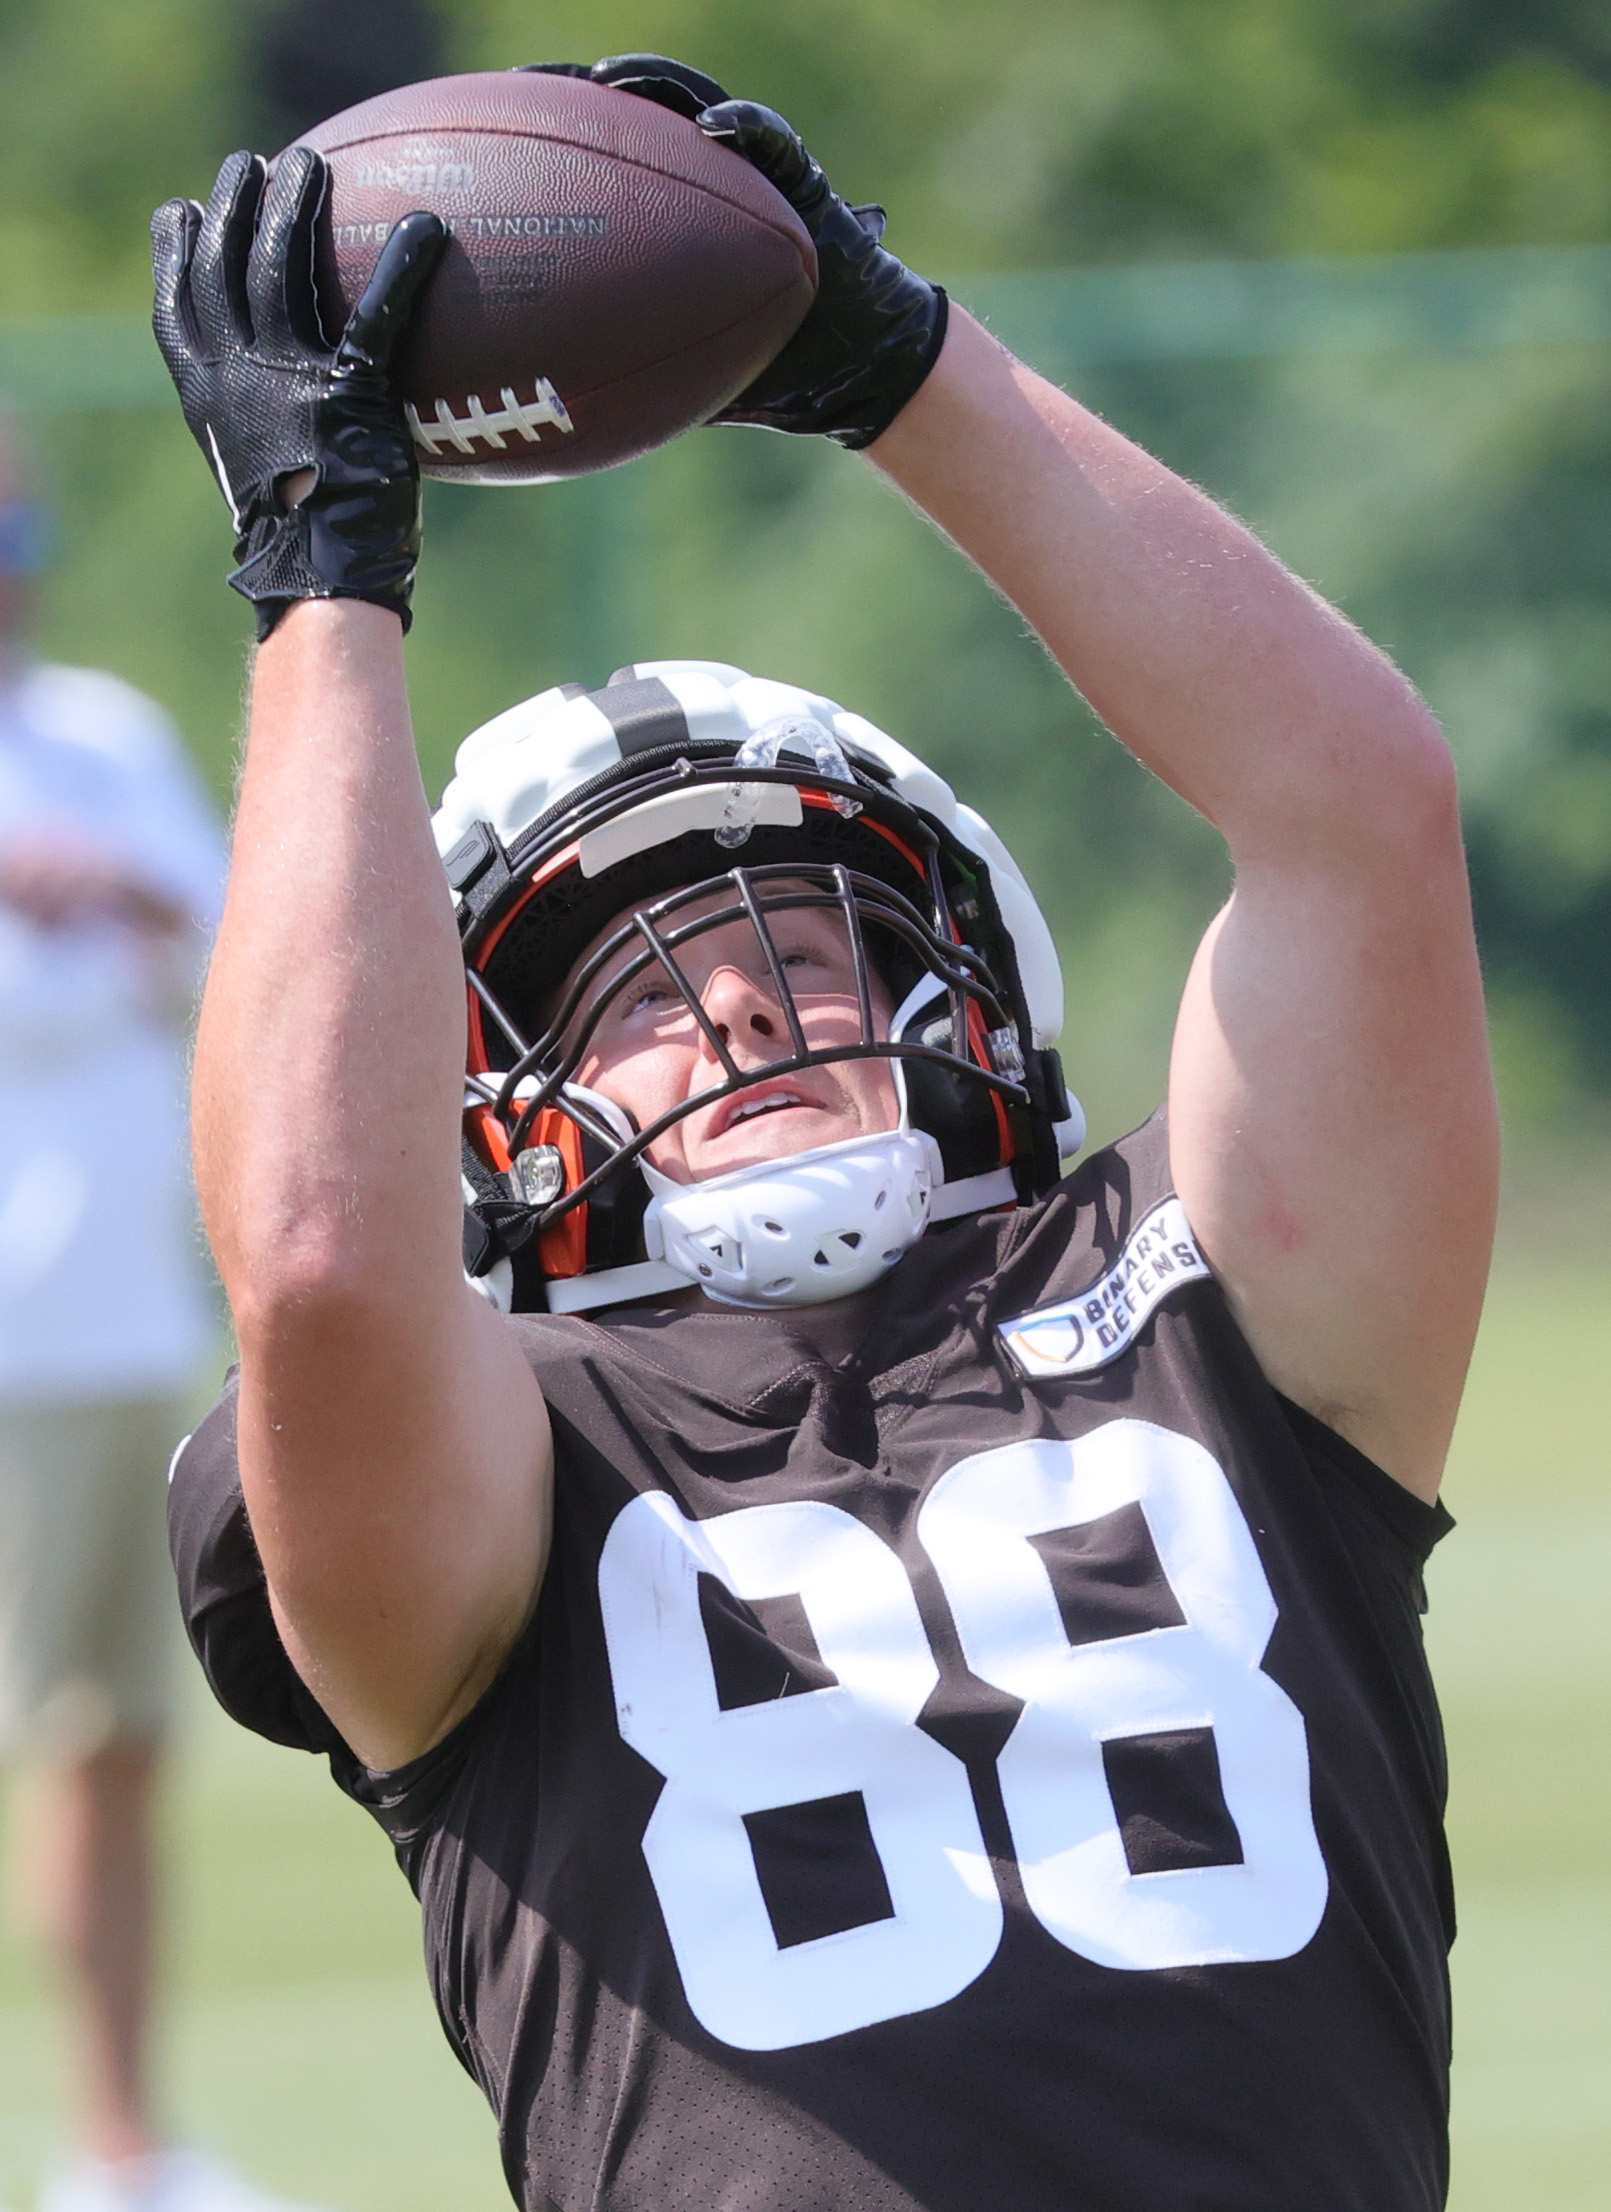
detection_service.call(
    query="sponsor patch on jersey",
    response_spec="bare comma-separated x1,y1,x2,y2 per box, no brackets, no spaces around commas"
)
998,1196,1211,1379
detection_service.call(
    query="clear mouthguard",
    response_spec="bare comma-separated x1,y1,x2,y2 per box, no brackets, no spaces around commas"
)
716,716,864,849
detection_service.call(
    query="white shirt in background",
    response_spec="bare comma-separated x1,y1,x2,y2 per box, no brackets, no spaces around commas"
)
0,660,226,1402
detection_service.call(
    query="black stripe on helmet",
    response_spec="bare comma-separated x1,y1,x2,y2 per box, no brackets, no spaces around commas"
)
587,676,690,756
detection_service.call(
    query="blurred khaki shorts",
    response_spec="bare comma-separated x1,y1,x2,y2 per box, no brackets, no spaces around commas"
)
0,1395,188,1762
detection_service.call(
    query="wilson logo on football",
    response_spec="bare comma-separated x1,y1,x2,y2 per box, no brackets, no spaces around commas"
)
352,158,475,193
406,381,576,457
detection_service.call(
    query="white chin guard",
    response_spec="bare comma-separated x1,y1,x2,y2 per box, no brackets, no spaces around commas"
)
641,1129,944,1308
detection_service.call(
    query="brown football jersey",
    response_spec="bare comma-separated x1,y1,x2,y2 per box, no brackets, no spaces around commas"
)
171,1112,1455,2212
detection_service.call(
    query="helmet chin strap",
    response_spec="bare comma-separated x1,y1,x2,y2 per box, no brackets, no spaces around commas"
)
639,1126,945,1309
540,1138,1016,1315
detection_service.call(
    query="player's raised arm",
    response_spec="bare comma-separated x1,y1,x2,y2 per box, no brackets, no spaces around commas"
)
867,320,1497,1500
153,151,550,1770
697,96,1496,1501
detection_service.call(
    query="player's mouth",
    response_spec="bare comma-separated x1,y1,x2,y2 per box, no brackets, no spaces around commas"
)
708,1081,818,1140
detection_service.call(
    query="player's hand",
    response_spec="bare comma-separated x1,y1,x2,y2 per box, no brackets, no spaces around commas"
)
152,149,446,639
0,835,185,936
556,56,948,450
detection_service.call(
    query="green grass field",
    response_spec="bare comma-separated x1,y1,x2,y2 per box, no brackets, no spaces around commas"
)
1423,1259,1611,2211
1,1261,1606,2212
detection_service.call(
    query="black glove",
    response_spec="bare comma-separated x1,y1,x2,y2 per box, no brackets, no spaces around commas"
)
516,54,731,114
695,101,947,449
520,56,947,450
152,148,446,639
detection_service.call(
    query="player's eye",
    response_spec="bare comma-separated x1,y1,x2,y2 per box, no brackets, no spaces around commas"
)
776,937,841,969
597,970,677,1026
776,942,852,987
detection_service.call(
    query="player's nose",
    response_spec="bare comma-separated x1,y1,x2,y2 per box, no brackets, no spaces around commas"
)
699,962,782,1055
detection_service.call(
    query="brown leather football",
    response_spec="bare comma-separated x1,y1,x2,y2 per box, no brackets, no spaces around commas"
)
293,72,818,483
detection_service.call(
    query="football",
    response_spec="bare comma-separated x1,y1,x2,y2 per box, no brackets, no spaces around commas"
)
293,71,818,484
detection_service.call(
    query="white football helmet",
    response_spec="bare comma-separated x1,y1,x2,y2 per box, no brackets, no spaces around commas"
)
433,660,1082,1313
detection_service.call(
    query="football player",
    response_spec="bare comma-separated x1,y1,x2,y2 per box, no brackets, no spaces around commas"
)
154,56,1496,2212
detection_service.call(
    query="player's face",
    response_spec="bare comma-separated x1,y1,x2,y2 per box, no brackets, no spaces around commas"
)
566,883,900,1185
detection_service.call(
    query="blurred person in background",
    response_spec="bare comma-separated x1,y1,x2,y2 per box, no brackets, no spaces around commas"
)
0,430,311,2212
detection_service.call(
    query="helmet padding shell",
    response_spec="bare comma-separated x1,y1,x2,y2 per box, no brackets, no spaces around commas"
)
435,661,1065,1050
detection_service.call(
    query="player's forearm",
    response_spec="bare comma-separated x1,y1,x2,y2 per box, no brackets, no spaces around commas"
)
193,598,465,1329
868,309,1453,859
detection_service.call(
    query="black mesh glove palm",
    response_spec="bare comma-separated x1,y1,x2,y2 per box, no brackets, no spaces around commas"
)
152,148,446,639
524,55,947,450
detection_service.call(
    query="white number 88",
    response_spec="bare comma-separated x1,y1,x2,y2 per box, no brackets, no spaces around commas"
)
599,1420,1327,2052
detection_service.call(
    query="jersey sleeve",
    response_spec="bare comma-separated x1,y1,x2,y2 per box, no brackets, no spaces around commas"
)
167,1373,348,1757
1278,1391,1454,1608
167,1371,509,1881
1089,1113,1455,1603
